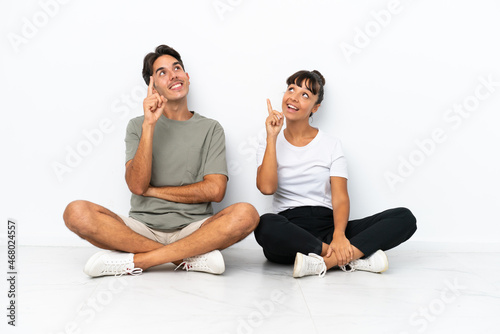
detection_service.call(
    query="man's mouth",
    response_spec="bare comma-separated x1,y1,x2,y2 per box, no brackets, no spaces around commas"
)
169,82,183,90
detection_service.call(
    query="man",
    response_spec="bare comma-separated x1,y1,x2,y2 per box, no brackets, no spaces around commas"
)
63,45,259,277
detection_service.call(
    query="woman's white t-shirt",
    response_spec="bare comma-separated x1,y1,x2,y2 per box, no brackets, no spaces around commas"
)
256,129,348,213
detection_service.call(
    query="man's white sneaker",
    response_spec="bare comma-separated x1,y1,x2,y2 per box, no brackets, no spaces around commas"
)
341,249,389,273
293,252,327,278
84,250,142,277
175,250,225,274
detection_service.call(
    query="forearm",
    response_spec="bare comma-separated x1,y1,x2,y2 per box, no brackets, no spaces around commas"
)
256,137,279,195
144,175,227,204
125,123,155,195
332,198,350,236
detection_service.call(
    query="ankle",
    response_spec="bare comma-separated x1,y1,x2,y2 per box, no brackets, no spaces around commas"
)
132,253,149,270
323,254,338,270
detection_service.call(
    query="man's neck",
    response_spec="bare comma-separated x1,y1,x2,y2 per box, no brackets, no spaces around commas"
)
162,99,192,121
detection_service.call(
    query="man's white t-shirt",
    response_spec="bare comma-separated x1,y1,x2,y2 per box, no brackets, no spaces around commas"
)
256,129,348,213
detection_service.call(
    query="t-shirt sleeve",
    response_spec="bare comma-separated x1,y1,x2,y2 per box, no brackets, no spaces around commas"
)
203,122,228,178
330,139,349,179
256,132,266,167
125,118,141,165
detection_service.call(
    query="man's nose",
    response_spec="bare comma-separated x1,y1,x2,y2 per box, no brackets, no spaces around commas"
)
168,70,178,81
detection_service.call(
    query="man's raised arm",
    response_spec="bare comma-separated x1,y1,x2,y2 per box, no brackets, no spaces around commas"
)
125,76,165,195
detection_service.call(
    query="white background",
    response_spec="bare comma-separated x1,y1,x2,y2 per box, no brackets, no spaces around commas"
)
1,0,499,248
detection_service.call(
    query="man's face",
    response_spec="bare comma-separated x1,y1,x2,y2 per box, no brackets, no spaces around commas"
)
151,55,190,102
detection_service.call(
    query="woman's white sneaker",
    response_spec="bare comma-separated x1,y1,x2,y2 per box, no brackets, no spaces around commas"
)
293,252,327,278
175,250,225,274
341,249,389,273
84,250,142,277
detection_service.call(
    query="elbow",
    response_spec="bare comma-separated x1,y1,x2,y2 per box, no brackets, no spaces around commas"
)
259,189,276,196
129,186,145,196
213,193,225,203
212,184,226,203
256,174,277,195
125,168,147,196
128,183,147,196
257,184,276,196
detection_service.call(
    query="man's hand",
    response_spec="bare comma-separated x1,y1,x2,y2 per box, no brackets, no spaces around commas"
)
265,99,284,139
143,76,166,125
326,233,354,267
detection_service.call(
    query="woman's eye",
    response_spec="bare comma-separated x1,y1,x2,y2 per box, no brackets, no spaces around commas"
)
302,93,309,98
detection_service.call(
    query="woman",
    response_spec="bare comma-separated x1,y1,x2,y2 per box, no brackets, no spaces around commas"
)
255,70,417,278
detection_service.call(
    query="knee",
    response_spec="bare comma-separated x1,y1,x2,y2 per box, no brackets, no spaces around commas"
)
63,200,95,235
396,207,417,233
254,213,282,242
255,214,277,235
229,202,260,233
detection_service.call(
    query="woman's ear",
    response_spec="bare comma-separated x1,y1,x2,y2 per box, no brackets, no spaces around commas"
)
311,104,321,115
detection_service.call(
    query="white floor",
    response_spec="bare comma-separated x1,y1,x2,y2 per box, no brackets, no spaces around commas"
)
5,243,500,334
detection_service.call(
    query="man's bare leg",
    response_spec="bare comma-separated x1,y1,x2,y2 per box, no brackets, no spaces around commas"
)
133,202,259,270
63,200,163,253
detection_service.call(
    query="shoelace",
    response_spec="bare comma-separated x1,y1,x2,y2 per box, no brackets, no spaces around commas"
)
175,261,189,271
340,251,385,273
174,255,209,272
308,253,327,278
115,267,143,277
340,264,355,272
340,258,371,273
102,260,142,277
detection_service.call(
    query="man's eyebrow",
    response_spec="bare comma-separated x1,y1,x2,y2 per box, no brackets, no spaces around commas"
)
155,62,182,74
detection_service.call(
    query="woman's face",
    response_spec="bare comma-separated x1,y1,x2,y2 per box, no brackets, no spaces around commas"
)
281,80,320,121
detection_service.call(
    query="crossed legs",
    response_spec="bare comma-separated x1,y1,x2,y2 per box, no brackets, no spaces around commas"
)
63,200,259,271
254,206,417,271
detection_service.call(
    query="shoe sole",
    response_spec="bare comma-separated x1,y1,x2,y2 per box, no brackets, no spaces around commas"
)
292,252,303,278
377,250,389,273
83,250,109,277
210,250,225,274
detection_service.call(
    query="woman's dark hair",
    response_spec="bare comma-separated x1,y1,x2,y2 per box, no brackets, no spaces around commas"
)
286,70,326,105
142,45,184,85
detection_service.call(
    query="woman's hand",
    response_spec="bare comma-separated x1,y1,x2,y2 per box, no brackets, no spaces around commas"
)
265,99,283,138
326,233,354,267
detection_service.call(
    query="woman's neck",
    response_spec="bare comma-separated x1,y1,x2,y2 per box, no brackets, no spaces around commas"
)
284,120,318,147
